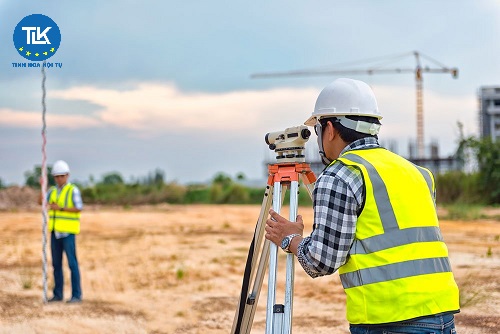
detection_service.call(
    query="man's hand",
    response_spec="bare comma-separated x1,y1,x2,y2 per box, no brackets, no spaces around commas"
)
49,203,61,210
265,209,304,249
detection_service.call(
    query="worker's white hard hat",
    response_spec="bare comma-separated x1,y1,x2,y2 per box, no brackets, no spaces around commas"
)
304,78,383,133
52,160,70,176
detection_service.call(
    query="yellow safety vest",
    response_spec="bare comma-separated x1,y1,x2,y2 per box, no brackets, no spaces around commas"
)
48,183,81,234
335,147,459,324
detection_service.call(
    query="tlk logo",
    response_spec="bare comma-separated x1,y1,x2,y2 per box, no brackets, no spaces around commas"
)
21,27,52,44
13,14,61,61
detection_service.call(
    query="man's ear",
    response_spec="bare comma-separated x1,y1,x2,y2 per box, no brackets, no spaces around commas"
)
326,121,336,141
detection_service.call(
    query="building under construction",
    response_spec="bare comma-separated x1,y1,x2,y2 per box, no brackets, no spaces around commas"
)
478,86,500,142
311,141,461,179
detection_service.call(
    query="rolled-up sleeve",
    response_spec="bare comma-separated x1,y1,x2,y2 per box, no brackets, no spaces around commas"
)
72,187,83,210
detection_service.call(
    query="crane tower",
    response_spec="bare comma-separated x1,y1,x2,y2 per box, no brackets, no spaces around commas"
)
251,51,458,159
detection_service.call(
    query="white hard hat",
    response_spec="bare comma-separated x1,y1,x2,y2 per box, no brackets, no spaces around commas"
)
52,160,70,176
304,78,383,127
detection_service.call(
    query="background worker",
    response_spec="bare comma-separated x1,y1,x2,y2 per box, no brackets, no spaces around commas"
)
265,78,460,333
46,160,83,303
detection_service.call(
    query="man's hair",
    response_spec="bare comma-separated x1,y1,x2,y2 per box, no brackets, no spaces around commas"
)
320,115,381,143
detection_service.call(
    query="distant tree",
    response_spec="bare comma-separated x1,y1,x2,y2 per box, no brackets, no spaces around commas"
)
236,172,246,181
134,169,165,186
24,165,55,188
0,178,4,189
154,169,165,185
461,136,500,204
212,172,232,188
100,172,124,185
149,168,165,186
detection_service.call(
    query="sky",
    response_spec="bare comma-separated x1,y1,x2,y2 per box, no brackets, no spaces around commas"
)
0,0,499,186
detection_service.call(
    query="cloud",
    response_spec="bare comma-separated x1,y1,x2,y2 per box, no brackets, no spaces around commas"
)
52,83,320,133
0,81,476,151
0,82,319,135
0,108,102,129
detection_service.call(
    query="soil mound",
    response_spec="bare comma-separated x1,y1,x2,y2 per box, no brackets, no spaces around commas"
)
0,186,39,210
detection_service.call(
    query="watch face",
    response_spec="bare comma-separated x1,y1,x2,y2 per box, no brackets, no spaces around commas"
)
281,237,290,250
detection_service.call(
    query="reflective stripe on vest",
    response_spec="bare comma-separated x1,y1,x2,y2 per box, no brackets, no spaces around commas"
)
335,148,459,324
48,183,81,234
341,256,452,288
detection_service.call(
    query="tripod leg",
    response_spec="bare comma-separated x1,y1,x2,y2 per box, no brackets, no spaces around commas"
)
233,164,316,334
283,180,299,333
299,174,315,200
232,184,274,334
266,182,287,334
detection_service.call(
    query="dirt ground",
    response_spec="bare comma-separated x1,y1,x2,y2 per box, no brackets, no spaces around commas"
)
0,204,499,334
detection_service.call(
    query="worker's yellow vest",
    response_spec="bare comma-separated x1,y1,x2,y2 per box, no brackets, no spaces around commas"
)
48,183,81,234
334,148,459,324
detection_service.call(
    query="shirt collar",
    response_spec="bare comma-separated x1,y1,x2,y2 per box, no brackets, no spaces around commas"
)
56,182,68,190
339,137,380,156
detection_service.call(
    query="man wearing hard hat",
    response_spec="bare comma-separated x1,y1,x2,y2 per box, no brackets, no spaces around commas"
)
265,78,459,333
46,160,83,303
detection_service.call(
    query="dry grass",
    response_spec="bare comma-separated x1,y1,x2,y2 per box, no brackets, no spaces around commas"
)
0,205,499,333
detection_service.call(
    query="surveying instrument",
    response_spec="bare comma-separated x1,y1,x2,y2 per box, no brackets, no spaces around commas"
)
232,125,317,334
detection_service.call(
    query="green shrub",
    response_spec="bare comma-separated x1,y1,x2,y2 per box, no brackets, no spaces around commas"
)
81,187,97,202
222,184,250,204
209,183,224,203
436,172,482,204
248,187,268,204
73,172,317,206
163,182,187,203
184,185,211,203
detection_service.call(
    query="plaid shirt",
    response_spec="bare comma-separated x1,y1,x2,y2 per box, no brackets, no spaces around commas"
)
297,137,380,278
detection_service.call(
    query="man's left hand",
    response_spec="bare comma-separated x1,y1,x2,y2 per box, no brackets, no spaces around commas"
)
49,203,61,210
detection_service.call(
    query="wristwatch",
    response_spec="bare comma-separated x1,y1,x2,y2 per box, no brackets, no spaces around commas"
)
280,234,301,253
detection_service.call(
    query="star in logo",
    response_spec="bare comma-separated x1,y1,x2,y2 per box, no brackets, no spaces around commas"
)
26,51,31,56
50,48,55,52
19,47,24,51
43,52,48,56
35,53,39,57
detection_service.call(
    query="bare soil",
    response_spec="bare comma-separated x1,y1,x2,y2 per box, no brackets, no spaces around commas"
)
0,204,499,333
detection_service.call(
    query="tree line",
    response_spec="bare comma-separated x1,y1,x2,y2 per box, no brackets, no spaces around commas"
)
17,167,312,206
2,135,499,206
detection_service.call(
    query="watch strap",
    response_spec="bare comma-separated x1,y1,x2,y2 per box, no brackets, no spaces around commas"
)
282,233,301,253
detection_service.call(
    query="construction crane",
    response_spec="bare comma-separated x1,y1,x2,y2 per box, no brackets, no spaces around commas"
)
251,51,459,159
